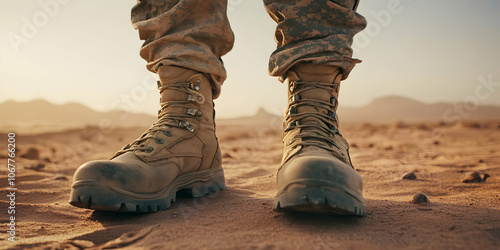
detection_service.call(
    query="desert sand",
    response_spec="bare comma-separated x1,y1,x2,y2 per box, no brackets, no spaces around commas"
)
0,110,499,249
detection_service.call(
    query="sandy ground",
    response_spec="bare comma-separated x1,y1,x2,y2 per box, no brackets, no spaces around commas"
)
1,119,499,249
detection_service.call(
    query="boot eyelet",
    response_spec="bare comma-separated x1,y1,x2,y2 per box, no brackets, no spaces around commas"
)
330,125,340,135
155,138,165,144
187,125,195,132
145,147,154,153
179,120,189,127
163,131,173,137
289,94,300,104
331,97,337,106
187,108,197,116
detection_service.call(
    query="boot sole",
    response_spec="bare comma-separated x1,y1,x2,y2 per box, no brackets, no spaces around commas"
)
273,183,366,217
69,167,225,212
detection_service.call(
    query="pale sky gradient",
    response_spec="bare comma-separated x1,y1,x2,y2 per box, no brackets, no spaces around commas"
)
1,0,499,118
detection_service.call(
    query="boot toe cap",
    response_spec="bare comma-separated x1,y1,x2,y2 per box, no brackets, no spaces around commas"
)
277,154,364,200
72,160,144,189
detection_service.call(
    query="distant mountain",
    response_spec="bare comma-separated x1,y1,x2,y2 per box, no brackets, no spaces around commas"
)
217,107,283,128
1,97,499,133
222,96,500,125
0,99,157,131
337,96,500,123
227,96,500,125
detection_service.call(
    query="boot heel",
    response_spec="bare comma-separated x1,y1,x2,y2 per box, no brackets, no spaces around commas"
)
182,168,226,198
183,173,226,198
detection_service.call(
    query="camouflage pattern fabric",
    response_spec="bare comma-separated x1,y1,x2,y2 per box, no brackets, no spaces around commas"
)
264,0,366,81
131,0,366,97
131,0,234,98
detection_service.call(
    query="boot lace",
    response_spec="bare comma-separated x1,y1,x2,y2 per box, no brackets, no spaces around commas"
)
113,81,204,156
284,80,343,154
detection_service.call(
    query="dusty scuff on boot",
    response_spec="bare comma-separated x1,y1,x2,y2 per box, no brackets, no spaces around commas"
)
273,63,366,216
69,66,225,212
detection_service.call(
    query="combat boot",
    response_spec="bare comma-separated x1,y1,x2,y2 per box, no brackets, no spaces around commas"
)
69,66,224,212
273,63,366,216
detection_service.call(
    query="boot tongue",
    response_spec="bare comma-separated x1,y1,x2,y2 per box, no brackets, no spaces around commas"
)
291,64,339,83
288,64,341,127
158,66,198,103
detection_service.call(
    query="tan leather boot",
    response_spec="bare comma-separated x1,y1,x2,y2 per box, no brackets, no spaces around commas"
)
273,63,365,216
69,66,224,212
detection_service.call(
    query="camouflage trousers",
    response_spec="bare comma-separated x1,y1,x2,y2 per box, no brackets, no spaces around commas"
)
131,0,366,98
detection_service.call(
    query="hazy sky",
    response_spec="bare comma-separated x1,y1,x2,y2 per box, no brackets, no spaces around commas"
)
1,0,499,118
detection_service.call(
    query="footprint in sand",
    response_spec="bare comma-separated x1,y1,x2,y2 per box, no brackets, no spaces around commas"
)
97,225,156,248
